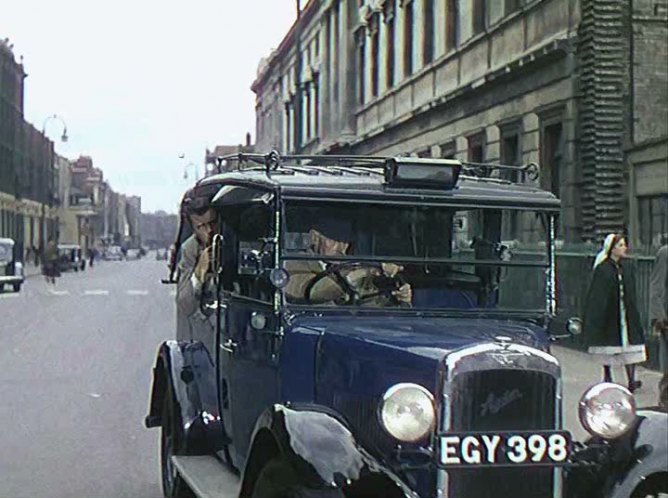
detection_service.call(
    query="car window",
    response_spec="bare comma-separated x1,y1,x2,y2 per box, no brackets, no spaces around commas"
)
283,202,550,311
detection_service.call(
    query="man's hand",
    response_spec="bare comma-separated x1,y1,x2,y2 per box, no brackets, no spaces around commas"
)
194,246,211,283
392,283,412,304
381,263,403,277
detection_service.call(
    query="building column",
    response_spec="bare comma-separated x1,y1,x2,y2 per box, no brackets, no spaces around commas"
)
377,12,388,95
434,0,446,59
413,0,425,73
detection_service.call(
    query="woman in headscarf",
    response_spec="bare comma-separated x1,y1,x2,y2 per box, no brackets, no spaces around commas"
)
583,233,646,391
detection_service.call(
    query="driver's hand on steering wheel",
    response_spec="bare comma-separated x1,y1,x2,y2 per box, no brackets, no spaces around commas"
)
392,283,412,304
380,263,403,277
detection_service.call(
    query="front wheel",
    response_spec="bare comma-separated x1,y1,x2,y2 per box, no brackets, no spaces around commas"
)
13,283,21,292
252,458,345,498
161,386,195,498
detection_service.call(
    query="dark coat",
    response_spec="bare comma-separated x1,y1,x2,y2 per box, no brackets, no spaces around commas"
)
583,258,645,348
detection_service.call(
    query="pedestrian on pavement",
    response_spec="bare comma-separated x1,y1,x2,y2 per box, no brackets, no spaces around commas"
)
583,233,646,392
33,245,40,267
88,247,95,268
42,238,60,285
649,241,668,409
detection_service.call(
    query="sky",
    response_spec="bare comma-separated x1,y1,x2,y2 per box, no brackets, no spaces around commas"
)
3,0,298,213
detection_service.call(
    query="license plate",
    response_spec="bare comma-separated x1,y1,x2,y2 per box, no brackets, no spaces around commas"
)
439,431,572,467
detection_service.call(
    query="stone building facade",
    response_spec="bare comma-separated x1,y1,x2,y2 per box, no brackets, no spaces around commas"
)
252,0,667,247
1,39,58,255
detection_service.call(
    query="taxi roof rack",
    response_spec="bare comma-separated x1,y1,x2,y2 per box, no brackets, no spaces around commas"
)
212,151,539,184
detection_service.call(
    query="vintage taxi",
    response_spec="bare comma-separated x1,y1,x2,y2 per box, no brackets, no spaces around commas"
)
146,152,667,498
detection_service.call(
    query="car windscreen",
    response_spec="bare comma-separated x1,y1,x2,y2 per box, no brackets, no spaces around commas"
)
282,202,551,311
0,243,13,263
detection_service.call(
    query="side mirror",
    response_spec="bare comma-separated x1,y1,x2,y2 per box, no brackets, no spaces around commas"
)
548,315,582,340
566,317,583,336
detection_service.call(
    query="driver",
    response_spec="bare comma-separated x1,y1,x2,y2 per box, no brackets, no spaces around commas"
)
284,218,412,306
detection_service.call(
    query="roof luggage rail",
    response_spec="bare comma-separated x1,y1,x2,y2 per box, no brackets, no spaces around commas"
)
212,151,539,184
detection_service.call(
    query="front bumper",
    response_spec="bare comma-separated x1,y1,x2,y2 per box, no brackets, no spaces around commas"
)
0,275,24,285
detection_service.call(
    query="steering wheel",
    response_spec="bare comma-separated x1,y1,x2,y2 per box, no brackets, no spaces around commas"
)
303,262,403,305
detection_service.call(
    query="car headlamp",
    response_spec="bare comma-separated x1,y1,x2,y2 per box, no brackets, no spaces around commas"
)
380,383,435,442
579,383,636,439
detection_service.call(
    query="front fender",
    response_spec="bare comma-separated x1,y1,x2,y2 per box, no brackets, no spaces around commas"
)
606,409,668,498
239,404,414,498
145,340,226,453
567,409,668,498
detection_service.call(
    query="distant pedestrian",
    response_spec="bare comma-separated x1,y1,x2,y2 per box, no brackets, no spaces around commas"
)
583,233,646,392
42,239,60,285
88,247,95,268
33,245,39,266
649,242,668,409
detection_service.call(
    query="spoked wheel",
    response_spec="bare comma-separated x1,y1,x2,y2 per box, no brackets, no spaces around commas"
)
631,475,668,498
160,387,195,498
252,458,344,498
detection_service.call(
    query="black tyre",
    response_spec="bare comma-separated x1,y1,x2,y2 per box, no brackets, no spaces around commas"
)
13,283,21,292
161,386,195,498
252,458,344,498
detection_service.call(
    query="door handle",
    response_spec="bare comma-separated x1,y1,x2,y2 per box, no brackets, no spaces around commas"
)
221,339,238,353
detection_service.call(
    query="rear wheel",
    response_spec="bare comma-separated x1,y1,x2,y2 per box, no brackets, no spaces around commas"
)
13,283,21,292
252,458,344,498
161,386,195,498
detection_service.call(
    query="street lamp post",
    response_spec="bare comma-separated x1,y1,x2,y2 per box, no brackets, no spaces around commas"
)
183,162,200,181
40,114,69,249
42,114,69,143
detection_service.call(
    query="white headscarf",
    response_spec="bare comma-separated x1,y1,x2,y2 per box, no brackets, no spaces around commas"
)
593,233,618,269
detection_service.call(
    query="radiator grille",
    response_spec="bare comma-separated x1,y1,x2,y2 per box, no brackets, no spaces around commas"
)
447,369,557,498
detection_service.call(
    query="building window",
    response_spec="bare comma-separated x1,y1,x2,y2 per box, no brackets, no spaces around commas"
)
441,141,456,159
467,133,485,163
473,0,487,35
331,2,340,101
500,125,522,239
423,0,435,65
385,0,396,89
284,103,291,153
505,0,522,15
540,121,563,198
638,195,668,248
370,23,380,98
445,0,459,52
305,83,312,142
403,1,414,77
500,124,522,182
314,79,320,138
357,30,366,105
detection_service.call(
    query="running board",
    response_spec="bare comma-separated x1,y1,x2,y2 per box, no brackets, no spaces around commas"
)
172,455,240,498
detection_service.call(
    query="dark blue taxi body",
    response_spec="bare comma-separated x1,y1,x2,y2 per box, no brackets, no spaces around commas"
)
146,153,667,498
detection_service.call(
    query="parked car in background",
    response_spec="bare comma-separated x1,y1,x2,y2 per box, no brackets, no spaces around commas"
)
57,244,86,272
0,238,24,292
104,245,123,261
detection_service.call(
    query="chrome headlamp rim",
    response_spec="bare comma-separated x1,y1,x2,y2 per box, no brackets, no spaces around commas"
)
578,382,637,439
380,382,436,443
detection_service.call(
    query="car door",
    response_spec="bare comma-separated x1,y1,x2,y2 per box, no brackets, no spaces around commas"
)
214,192,280,467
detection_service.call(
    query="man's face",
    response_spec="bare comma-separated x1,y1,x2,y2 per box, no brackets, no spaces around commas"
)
310,229,350,256
190,209,217,246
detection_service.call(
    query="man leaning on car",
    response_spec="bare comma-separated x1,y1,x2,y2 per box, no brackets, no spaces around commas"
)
176,189,218,335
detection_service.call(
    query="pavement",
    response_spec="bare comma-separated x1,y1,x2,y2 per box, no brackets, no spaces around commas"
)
0,256,664,498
